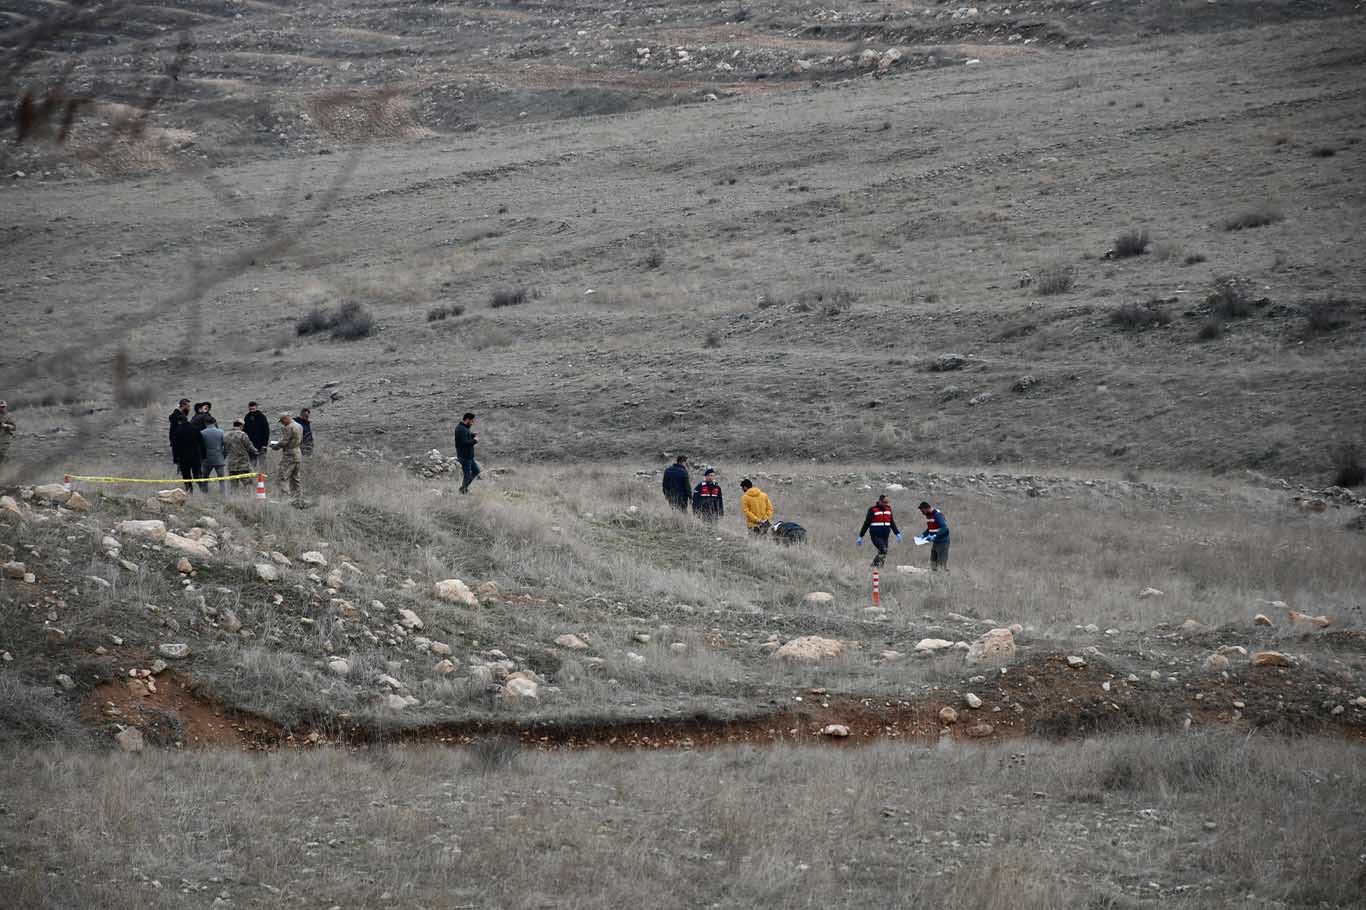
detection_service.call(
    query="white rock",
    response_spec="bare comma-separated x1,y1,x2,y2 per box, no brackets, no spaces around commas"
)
433,659,458,674
397,608,424,630
164,532,212,559
300,551,328,566
896,565,930,576
434,578,478,606
964,628,1016,666
158,643,191,660
914,638,955,653
1203,654,1230,672
384,694,409,710
327,658,351,676
1138,587,1164,599
430,641,451,656
377,674,404,690
220,609,242,633
156,488,188,506
115,727,145,753
939,706,959,724
555,633,590,651
1251,651,1295,668
802,592,835,605
66,492,93,512
819,724,850,737
0,495,21,515
2,561,25,579
1066,655,1086,668
504,677,540,700
55,673,76,690
774,636,846,662
34,483,72,504
254,563,279,582
1253,613,1273,626
118,519,167,542
964,692,983,709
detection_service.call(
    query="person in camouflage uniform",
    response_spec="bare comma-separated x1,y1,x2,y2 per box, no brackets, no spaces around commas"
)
275,412,304,504
224,419,261,491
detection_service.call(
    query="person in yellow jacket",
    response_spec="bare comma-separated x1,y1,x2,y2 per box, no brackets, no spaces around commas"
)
740,478,773,533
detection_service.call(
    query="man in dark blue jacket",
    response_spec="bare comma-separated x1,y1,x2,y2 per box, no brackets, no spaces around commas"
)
243,402,270,469
662,455,690,511
918,501,951,571
454,412,480,493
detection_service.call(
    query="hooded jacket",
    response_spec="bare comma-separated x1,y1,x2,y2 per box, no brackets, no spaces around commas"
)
172,420,206,466
741,487,773,529
662,463,690,509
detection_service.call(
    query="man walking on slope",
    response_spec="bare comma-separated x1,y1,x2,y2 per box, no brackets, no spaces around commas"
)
171,417,207,494
662,455,690,511
692,468,724,523
740,478,773,534
857,493,902,567
918,501,951,571
454,412,480,493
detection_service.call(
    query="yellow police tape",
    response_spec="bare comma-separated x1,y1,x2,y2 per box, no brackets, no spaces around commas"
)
64,472,266,484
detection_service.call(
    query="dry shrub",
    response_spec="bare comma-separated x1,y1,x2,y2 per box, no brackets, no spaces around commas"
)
0,676,88,747
296,301,375,340
306,90,431,141
1329,442,1363,488
1035,263,1074,296
490,288,529,309
427,304,465,322
1302,297,1353,335
1111,228,1149,258
1109,300,1170,330
1222,207,1282,231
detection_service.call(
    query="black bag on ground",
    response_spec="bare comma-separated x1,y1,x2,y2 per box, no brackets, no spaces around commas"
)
770,520,807,545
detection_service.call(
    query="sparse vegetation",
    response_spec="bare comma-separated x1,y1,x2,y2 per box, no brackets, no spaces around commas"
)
489,288,529,309
1310,146,1336,158
1196,318,1223,341
1111,228,1149,258
1035,263,1075,296
1205,275,1257,319
703,329,722,348
1222,207,1282,231
643,249,665,270
1329,442,1363,488
1183,253,1207,265
1109,299,1171,330
1302,297,1352,335
426,304,465,322
296,301,376,340
0,676,89,747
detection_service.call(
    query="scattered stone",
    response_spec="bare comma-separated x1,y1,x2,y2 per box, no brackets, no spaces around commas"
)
115,727,145,753
1180,619,1203,632
220,609,242,634
300,551,328,566
150,659,168,675
397,608,424,630
774,636,846,662
476,581,499,597
1138,587,1164,599
1287,611,1332,629
433,659,458,674
964,693,983,709
430,641,451,656
819,724,850,738
1253,613,1273,626
1251,651,1295,668
964,628,1016,666
117,519,167,542
896,565,930,576
1066,656,1087,668
156,488,188,507
555,633,590,651
164,532,212,559
1330,705,1344,716
1012,374,1037,393
55,673,76,690
158,643,191,660
270,551,292,566
33,483,72,504
175,558,193,574
2,561,25,579
1203,654,1230,672
66,492,93,512
802,592,835,605
434,578,478,606
503,677,540,700
0,495,21,515
254,563,279,582
914,638,955,653
1217,645,1247,657
965,723,994,738
938,706,959,725
931,353,966,372
669,642,688,654
631,632,652,644
327,658,351,676
384,693,410,710
967,392,994,407
46,628,67,645
879,650,904,662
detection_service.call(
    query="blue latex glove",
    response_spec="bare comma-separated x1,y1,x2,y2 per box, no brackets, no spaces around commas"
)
895,533,903,542
856,537,863,546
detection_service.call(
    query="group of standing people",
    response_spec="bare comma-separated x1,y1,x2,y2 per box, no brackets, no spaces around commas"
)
663,455,951,571
168,399,313,503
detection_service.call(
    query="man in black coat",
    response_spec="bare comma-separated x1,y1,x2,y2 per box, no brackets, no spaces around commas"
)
662,455,690,511
168,398,191,458
243,401,270,468
171,419,207,494
190,401,213,430
453,411,480,493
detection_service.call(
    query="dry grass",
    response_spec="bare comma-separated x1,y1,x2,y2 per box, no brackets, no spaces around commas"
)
2,733,1361,909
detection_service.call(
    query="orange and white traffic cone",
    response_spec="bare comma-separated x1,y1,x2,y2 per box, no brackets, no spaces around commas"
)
255,473,267,500
872,571,881,608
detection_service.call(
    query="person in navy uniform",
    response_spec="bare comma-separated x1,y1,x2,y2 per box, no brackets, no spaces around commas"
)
918,501,951,571
691,468,724,522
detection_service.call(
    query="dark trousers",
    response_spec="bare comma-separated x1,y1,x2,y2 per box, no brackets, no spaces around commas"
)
179,461,205,493
870,533,889,567
459,457,480,490
931,538,950,571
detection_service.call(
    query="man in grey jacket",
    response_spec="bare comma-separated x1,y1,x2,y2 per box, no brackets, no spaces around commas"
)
200,417,228,494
